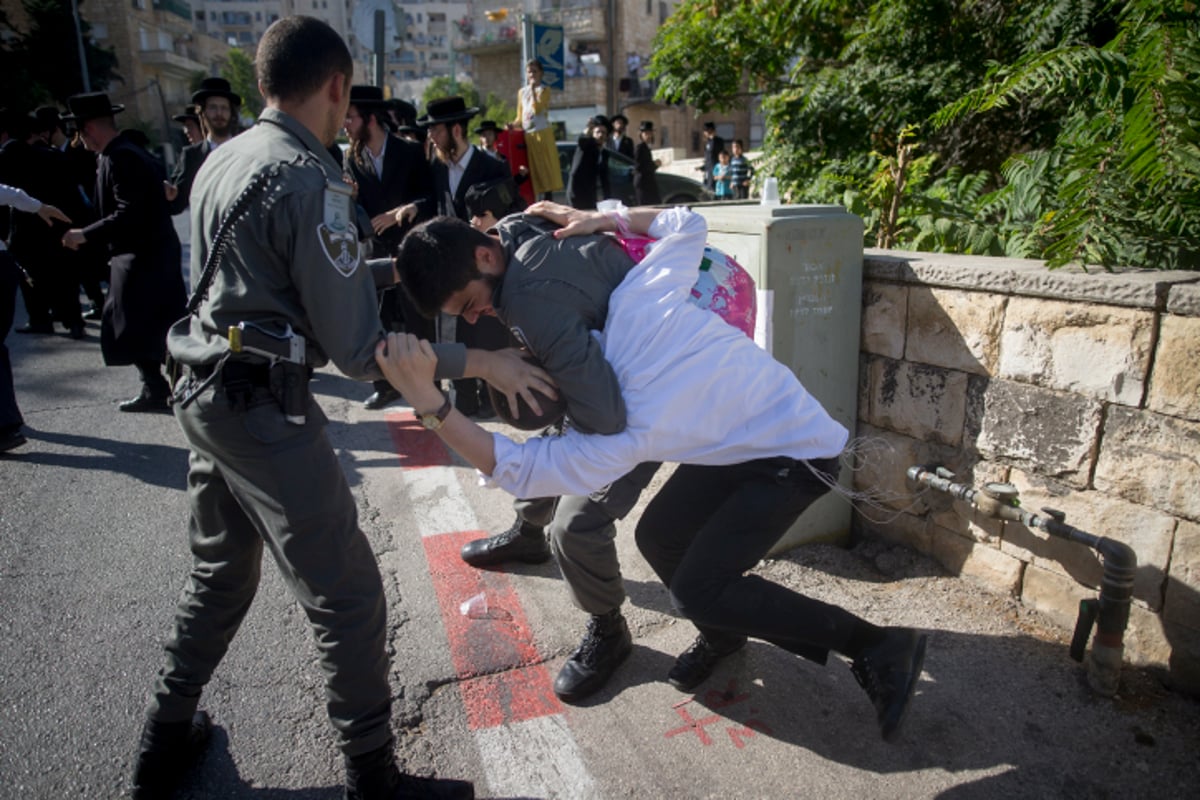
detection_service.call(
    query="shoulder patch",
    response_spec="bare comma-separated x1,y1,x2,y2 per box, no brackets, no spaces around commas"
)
320,182,359,276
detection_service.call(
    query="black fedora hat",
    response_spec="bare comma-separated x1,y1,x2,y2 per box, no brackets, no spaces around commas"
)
63,92,125,122
611,113,629,126
588,114,610,131
389,98,417,126
638,120,654,132
172,106,200,124
473,120,500,135
192,77,241,107
416,96,480,127
349,85,388,107
31,105,64,132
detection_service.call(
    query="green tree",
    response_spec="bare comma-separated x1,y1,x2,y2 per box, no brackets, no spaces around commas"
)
420,76,515,129
220,48,263,119
0,0,119,110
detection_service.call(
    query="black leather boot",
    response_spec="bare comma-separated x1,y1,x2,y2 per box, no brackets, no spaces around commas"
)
460,517,551,567
850,626,928,741
130,710,212,800
553,609,633,703
344,743,474,800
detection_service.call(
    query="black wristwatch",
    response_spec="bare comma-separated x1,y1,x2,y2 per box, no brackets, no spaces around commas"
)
414,394,453,431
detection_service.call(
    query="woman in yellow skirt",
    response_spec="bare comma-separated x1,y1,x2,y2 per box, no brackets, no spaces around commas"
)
513,59,563,200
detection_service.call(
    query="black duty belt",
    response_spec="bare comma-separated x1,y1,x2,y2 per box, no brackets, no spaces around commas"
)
191,359,271,387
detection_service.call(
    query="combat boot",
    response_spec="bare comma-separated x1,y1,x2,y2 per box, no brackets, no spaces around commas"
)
850,626,927,741
130,710,212,799
344,742,474,800
460,517,551,567
553,609,633,702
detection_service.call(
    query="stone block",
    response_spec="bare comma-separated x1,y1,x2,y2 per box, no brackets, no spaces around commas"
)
1020,563,1094,632
929,524,1022,595
1094,406,1200,521
905,287,1005,375
859,509,932,556
969,379,1102,486
1121,603,1171,668
861,281,907,359
1164,519,1200,630
999,297,1154,405
867,359,967,446
1000,470,1174,610
1166,280,1200,316
1146,314,1200,422
1010,266,1197,308
851,424,970,515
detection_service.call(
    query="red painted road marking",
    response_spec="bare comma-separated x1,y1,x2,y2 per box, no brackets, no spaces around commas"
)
386,417,452,469
387,413,563,731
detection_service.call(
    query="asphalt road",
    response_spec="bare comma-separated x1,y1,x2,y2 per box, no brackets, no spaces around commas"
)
2,278,1198,799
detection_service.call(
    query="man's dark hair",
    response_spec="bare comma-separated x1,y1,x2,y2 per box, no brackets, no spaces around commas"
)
465,178,518,224
256,16,353,104
397,217,498,318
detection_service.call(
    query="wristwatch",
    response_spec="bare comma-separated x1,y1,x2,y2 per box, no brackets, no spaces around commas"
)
414,394,453,431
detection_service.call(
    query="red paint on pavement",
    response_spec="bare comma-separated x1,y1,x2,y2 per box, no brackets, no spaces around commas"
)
423,529,563,730
386,415,452,469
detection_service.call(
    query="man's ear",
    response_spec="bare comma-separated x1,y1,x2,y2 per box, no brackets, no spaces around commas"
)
475,243,502,275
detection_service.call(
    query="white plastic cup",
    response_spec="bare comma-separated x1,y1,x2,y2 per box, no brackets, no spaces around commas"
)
761,177,780,207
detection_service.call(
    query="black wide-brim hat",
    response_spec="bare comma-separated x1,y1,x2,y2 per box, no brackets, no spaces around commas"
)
611,113,629,125
588,114,610,131
192,77,241,107
389,98,417,126
172,106,200,124
350,85,388,107
416,96,480,126
63,92,125,121
639,120,654,132
474,120,499,134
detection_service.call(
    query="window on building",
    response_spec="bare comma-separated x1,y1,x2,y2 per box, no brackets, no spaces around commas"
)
660,2,670,24
646,0,652,14
131,0,145,9
256,12,262,22
194,11,203,22
92,22,108,39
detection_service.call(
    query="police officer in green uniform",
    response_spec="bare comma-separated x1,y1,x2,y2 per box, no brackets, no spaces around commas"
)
130,17,486,800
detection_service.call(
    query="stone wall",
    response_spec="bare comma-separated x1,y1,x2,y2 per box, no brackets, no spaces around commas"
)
856,249,1200,694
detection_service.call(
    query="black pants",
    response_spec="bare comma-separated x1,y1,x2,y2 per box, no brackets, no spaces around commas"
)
372,286,435,398
0,252,23,432
635,456,861,656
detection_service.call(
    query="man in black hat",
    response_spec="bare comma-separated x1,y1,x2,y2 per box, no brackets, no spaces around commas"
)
633,120,661,206
567,115,612,211
343,85,435,410
165,77,241,214
60,91,186,411
421,95,520,417
608,113,634,159
473,120,502,158
172,106,203,147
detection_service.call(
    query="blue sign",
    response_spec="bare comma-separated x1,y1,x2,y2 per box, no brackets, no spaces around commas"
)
532,22,564,90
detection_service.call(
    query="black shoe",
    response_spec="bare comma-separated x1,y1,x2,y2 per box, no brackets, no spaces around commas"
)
67,323,85,340
0,427,27,454
131,710,212,800
851,627,927,741
553,610,633,703
15,322,53,334
667,633,748,692
363,386,402,410
460,519,551,567
119,391,171,413
345,744,474,800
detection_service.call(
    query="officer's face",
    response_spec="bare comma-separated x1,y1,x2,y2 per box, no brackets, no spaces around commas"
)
442,274,498,326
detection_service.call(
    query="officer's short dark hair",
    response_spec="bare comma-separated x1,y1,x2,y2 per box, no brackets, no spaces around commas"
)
397,217,499,318
465,178,518,224
257,16,353,105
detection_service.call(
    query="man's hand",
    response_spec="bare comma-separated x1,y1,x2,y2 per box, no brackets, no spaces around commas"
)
371,211,396,235
62,229,87,250
392,203,418,227
374,333,444,412
163,181,179,202
525,201,612,239
37,204,71,227
471,347,557,418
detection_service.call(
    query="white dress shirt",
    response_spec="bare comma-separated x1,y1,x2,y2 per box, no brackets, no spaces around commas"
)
489,207,849,499
447,145,476,198
0,183,43,251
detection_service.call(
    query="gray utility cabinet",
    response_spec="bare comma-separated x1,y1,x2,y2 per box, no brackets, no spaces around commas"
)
695,204,864,552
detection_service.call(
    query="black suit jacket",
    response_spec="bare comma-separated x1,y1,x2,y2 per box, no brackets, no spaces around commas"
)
167,140,211,215
567,136,611,210
609,134,634,160
344,134,434,256
431,146,514,221
83,134,186,365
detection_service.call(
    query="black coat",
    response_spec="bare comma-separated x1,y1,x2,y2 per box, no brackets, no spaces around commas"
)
83,133,186,366
344,134,434,257
431,145,515,222
166,140,211,215
633,141,661,206
567,136,610,210
609,134,634,159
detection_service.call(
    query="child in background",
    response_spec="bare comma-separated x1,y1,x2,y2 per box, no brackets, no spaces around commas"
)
712,150,732,200
729,139,754,200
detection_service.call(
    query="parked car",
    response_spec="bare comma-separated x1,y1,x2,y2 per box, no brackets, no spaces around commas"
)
554,142,712,206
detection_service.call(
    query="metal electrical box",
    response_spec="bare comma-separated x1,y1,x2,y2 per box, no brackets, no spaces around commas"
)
695,204,864,552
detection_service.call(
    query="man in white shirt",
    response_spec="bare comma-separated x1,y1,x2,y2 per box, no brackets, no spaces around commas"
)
378,203,929,741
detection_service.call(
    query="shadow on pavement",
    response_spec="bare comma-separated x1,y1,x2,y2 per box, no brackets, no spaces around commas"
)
178,726,341,799
20,426,189,489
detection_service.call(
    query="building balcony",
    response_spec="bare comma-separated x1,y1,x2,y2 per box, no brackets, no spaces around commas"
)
454,0,607,54
138,48,207,78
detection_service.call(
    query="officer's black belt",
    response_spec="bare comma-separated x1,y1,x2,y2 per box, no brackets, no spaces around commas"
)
191,360,271,386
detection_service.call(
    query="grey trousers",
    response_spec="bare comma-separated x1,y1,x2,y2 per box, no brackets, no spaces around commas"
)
148,385,393,758
520,462,661,616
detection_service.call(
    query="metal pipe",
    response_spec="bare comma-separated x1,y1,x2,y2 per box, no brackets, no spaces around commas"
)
907,465,1137,696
